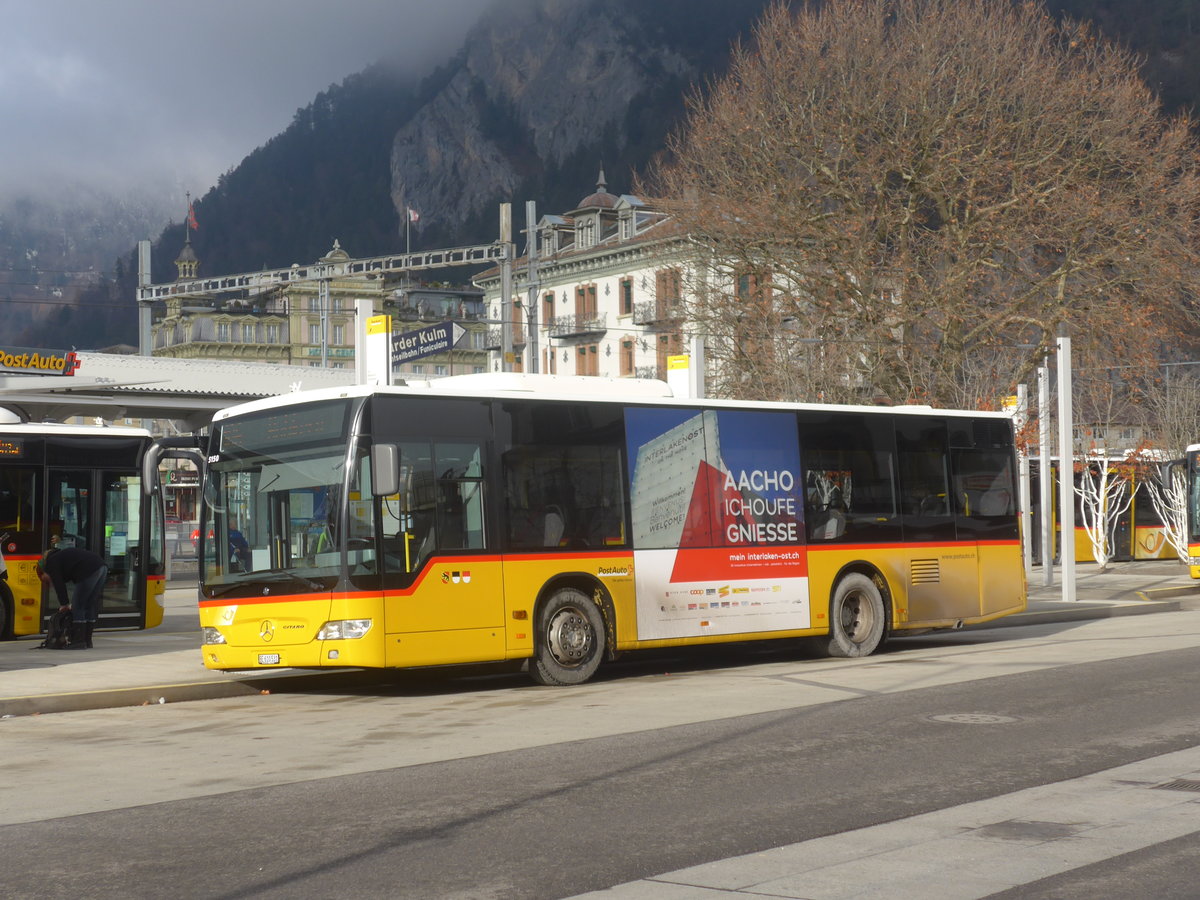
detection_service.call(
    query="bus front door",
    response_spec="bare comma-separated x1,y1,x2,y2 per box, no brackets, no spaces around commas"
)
383,441,504,666
47,468,150,629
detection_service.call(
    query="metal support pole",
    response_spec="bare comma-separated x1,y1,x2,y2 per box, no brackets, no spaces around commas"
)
138,241,152,356
1056,324,1077,601
1038,362,1053,586
320,279,329,368
355,298,371,385
689,335,706,400
525,200,540,373
499,203,514,373
1015,383,1032,575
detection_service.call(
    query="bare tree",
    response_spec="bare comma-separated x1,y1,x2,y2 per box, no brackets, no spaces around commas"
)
1074,453,1134,570
1145,461,1189,563
1141,367,1200,459
1134,367,1200,563
646,0,1200,405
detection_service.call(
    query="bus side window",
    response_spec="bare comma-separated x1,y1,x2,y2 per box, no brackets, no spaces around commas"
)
501,445,624,550
0,469,37,532
951,448,1017,540
381,442,437,575
799,413,901,544
434,442,485,551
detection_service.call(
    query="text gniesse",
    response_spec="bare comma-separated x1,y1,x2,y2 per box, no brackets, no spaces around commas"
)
722,469,800,544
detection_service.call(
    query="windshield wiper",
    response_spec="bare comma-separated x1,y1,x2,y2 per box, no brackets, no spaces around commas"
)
251,570,328,592
206,569,326,597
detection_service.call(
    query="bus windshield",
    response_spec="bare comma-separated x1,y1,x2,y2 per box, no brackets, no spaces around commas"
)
1189,450,1200,544
202,440,353,594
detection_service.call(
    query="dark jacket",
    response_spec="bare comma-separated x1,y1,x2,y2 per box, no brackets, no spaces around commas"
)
40,547,105,606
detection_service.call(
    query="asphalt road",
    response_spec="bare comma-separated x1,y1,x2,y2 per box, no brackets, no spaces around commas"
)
3,607,1200,899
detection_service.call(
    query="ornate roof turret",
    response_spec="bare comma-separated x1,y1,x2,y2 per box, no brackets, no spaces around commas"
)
175,193,200,281
321,239,351,263
576,164,618,210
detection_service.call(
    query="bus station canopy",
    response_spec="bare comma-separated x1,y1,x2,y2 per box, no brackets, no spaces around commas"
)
0,353,357,431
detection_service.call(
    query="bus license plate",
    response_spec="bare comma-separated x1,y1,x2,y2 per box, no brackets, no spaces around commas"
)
258,653,281,665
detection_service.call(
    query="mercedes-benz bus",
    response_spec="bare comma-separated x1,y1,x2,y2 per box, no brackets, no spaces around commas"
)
194,374,1025,685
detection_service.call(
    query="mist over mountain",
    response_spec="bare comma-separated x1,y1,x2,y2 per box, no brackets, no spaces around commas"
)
148,0,768,283
7,0,1200,351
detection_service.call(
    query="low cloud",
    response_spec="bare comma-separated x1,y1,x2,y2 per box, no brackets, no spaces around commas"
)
1,0,492,199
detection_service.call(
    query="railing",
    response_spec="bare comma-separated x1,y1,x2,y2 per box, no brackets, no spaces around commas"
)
483,327,526,350
547,313,607,338
635,365,662,380
632,300,683,327
138,242,507,302
390,304,485,323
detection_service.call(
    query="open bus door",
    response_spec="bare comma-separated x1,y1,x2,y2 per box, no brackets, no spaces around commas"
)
141,436,207,620
44,466,170,630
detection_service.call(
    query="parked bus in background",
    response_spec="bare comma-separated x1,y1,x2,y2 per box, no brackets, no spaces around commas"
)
0,422,167,639
1027,458,1175,565
1179,444,1200,579
194,374,1025,685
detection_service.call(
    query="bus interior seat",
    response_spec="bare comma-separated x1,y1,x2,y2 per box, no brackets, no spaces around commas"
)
809,508,845,540
978,489,1011,516
543,506,565,547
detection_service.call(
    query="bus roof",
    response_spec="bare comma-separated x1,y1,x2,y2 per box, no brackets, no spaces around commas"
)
0,421,153,439
210,373,1013,423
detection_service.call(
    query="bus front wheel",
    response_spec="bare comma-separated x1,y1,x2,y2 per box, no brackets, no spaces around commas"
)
826,573,885,658
531,587,605,686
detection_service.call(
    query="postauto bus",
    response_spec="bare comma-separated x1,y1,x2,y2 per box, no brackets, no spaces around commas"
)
195,374,1025,685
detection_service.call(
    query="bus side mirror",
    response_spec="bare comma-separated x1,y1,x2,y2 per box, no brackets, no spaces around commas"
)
143,437,206,498
371,444,399,497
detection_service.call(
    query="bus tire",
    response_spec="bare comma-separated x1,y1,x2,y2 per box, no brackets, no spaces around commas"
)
826,572,886,658
531,587,605,686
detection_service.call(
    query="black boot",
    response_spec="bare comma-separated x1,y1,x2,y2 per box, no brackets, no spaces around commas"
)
84,622,94,648
66,622,88,649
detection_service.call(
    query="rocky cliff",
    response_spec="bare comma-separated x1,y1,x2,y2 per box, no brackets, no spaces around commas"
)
390,0,766,243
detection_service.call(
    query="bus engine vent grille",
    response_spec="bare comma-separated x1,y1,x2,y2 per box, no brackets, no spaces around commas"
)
910,559,941,584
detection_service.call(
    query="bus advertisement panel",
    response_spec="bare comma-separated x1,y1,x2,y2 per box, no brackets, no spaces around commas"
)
627,407,807,640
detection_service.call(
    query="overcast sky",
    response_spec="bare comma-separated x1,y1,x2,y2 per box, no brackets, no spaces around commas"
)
0,0,493,201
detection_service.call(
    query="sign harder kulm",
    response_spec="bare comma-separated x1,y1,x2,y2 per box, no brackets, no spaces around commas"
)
391,321,466,365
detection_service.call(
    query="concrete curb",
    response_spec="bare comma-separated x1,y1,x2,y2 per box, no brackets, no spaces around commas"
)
1137,585,1200,602
0,668,384,719
981,599,1183,631
0,679,268,717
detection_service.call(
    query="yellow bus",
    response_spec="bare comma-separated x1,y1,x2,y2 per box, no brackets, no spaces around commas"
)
195,374,1025,685
0,422,168,639
1180,444,1200,579
1029,458,1176,565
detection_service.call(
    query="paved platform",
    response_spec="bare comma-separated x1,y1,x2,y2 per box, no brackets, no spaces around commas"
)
0,560,1196,719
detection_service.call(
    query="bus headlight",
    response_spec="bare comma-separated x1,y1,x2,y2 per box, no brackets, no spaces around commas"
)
317,619,372,640
201,627,227,645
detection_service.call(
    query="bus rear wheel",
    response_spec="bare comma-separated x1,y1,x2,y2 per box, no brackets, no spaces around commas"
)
826,573,885,658
531,587,605,686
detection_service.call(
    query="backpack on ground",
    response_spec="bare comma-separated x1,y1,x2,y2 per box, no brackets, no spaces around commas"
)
37,607,73,650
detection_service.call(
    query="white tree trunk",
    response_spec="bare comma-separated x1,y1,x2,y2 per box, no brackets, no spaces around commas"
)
1074,456,1133,571
1146,465,1189,563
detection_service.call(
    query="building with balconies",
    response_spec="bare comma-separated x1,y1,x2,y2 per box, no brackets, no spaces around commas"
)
474,170,694,381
